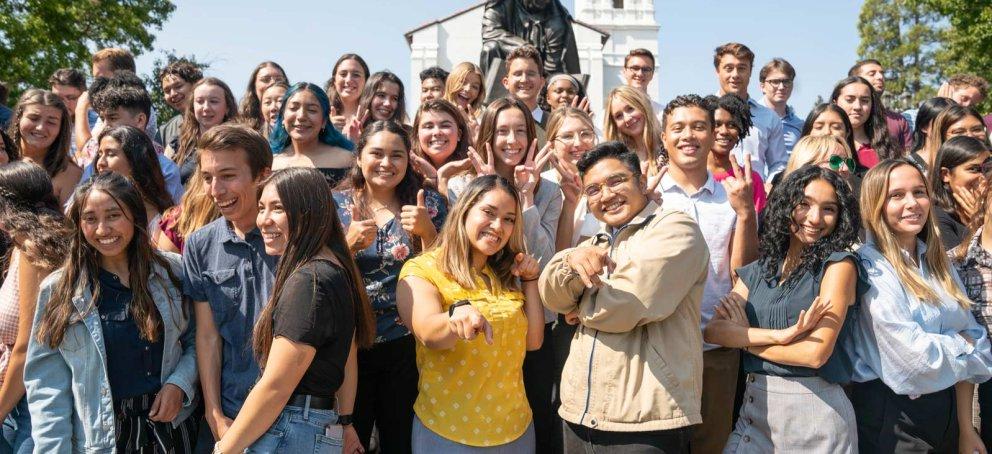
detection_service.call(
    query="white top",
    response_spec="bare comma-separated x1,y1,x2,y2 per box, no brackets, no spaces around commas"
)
660,172,736,351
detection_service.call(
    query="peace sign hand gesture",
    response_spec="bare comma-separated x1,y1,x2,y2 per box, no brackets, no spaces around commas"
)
344,108,370,143
467,143,497,176
513,140,554,208
722,153,755,217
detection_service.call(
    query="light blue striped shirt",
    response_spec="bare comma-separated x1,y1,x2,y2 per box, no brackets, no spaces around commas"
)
852,238,992,395
730,97,788,181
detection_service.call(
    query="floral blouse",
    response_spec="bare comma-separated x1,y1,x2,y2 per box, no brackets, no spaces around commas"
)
334,188,448,344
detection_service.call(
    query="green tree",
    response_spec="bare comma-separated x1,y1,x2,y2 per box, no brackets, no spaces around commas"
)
925,0,992,111
0,0,175,100
142,50,211,121
856,0,946,110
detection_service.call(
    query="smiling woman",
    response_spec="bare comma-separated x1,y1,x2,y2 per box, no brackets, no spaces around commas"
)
9,89,82,206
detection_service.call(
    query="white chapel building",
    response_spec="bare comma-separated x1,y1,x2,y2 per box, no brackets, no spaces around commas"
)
404,0,661,112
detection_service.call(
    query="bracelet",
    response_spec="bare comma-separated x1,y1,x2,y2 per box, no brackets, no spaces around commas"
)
448,300,472,317
337,414,353,426
212,442,223,454
521,276,539,282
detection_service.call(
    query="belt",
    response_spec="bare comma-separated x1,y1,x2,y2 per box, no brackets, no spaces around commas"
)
287,394,336,410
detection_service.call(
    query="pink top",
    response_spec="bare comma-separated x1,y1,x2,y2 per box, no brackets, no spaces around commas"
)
0,249,22,386
713,168,768,214
857,144,880,169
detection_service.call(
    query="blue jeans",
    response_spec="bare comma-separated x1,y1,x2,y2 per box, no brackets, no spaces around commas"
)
246,403,341,453
0,397,31,454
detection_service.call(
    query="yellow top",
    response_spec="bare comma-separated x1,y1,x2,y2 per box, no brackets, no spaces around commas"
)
399,250,532,447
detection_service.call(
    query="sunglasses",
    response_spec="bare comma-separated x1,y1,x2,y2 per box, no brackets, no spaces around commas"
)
824,155,856,171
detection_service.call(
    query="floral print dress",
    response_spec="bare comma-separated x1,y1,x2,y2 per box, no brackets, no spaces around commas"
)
334,188,448,343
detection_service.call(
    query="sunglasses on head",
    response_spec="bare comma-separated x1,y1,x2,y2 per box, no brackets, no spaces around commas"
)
825,155,856,171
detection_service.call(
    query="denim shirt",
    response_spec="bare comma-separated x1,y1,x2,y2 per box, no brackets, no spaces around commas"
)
182,217,276,418
852,238,992,395
24,252,198,453
333,189,448,343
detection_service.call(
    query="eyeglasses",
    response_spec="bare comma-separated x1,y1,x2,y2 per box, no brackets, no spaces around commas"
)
625,65,654,74
822,155,856,171
583,173,632,199
764,78,793,88
555,130,597,145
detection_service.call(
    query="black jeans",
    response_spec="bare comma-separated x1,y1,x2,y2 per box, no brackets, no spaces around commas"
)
524,322,556,454
552,316,578,454
851,379,958,453
353,335,418,454
979,380,992,447
564,421,690,453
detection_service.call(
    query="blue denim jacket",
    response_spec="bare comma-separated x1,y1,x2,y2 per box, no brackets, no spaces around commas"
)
24,252,198,453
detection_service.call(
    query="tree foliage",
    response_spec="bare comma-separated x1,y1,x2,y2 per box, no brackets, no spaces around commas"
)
925,0,992,111
0,0,175,100
856,0,946,110
141,50,211,120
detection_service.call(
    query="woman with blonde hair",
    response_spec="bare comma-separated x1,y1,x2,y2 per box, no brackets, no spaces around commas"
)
155,171,220,253
785,135,857,181
543,106,598,251
851,158,992,453
604,85,666,173
397,175,544,452
444,62,485,118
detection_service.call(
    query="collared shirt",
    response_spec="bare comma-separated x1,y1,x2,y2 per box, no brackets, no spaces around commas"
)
730,97,788,181
761,98,804,153
852,237,992,395
182,218,277,418
951,227,992,336
333,189,448,344
660,172,736,350
96,268,164,400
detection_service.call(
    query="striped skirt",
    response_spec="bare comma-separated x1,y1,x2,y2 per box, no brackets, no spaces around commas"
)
724,374,857,454
114,391,198,454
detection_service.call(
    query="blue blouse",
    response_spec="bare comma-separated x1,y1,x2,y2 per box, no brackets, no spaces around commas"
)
334,189,447,344
852,238,992,395
738,250,865,384
96,269,164,400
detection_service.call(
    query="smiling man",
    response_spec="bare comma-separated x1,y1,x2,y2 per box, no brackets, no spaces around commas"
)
181,124,276,452
539,141,709,452
714,43,787,183
657,94,758,454
502,45,549,135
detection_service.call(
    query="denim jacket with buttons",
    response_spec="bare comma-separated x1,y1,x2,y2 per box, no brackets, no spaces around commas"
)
25,252,198,453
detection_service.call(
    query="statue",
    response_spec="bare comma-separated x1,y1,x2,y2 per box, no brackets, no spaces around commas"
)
480,0,580,88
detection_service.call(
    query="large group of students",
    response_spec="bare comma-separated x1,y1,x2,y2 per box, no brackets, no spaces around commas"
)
0,37,990,454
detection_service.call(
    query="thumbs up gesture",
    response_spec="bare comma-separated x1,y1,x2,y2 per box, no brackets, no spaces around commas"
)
345,205,378,253
401,189,436,240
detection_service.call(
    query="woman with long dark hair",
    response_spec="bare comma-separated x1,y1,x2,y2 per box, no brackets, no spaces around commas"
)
706,166,863,452
270,82,355,188
929,136,991,250
800,103,858,165
213,167,375,453
325,54,370,132
334,120,447,452
909,97,957,164
830,76,900,168
8,89,82,205
170,77,239,185
0,162,68,454
344,71,408,142
851,159,992,453
238,61,288,133
408,99,472,196
95,125,174,241
918,104,990,173
397,175,544,452
25,172,198,452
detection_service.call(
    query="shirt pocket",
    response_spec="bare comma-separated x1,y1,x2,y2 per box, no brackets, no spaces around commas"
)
203,269,241,324
59,322,90,353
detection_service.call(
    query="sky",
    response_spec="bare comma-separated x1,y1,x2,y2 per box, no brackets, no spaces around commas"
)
134,0,863,117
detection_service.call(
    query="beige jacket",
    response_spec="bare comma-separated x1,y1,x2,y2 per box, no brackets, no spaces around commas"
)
539,202,709,432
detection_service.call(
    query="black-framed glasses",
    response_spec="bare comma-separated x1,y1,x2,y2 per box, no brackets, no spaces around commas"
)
824,155,856,171
764,78,793,87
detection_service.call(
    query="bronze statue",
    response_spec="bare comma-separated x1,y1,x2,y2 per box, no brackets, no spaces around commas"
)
480,0,580,78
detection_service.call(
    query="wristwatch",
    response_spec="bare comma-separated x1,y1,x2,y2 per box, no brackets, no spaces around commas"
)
337,414,353,426
448,299,472,317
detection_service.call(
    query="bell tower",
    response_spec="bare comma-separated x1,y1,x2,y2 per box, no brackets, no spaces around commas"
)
573,0,661,102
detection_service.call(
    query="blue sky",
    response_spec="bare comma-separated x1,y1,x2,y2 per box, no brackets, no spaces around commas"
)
135,0,862,117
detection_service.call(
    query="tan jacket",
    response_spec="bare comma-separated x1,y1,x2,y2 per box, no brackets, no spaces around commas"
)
539,202,709,432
